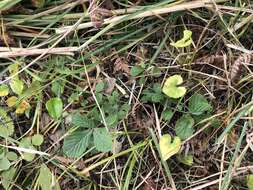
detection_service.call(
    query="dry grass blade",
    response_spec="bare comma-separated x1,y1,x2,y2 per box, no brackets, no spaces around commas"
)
56,0,222,33
0,47,78,58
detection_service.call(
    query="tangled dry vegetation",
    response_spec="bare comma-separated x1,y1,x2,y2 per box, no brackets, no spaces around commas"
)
0,0,253,189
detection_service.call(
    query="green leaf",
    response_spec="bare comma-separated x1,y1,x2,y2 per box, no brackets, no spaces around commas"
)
0,84,9,97
189,93,212,115
0,108,14,137
159,134,181,161
170,30,193,48
161,109,174,122
95,82,105,93
0,0,22,11
93,128,113,152
130,65,145,77
150,66,162,77
162,75,186,99
141,83,164,103
20,80,41,99
37,164,52,190
6,151,18,161
51,81,65,96
63,130,92,158
105,114,118,127
46,98,63,119
71,113,95,128
247,174,253,190
10,79,24,95
32,134,44,146
0,157,11,171
19,137,35,161
8,63,19,76
175,114,194,140
2,167,16,190
176,154,193,166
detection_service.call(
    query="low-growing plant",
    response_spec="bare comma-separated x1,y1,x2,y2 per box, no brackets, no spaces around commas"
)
63,87,130,158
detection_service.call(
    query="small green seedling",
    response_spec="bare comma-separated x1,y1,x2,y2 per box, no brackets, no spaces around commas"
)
159,134,181,161
162,75,186,99
170,29,193,48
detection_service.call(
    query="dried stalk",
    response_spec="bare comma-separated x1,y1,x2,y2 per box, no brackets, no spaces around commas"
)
55,0,219,34
0,47,78,58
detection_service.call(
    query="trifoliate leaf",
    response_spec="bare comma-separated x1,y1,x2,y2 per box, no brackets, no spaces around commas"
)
189,93,212,115
170,30,193,48
63,130,92,158
159,134,181,161
32,134,44,146
162,75,186,98
175,114,194,140
6,96,18,107
46,98,63,119
93,128,113,152
0,84,9,96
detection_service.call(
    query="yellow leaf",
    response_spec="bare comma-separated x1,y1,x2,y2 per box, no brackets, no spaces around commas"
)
6,96,18,107
0,84,9,97
162,75,186,99
8,63,19,77
15,100,30,114
170,30,193,48
247,174,253,190
159,134,181,161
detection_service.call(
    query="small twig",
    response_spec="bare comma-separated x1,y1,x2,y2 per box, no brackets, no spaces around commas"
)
0,47,78,58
